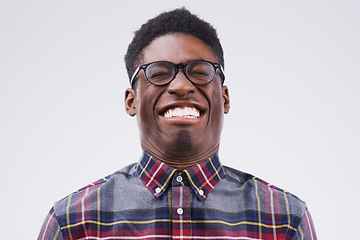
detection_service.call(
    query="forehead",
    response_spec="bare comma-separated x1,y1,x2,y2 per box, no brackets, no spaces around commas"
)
141,33,218,64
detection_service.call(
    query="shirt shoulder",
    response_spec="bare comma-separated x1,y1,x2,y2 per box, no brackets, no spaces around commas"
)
52,163,139,220
218,165,315,238
222,165,307,215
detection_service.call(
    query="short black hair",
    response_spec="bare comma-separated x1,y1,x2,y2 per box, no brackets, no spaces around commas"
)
124,7,224,84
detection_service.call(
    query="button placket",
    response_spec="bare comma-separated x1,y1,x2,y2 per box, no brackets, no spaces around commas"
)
171,186,192,238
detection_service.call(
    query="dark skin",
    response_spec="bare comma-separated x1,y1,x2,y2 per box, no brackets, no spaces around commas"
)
125,33,230,170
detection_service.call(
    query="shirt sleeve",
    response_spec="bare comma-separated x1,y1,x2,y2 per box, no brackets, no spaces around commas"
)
294,208,317,240
37,207,64,240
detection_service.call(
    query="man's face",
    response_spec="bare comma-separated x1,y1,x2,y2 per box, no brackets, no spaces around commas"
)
125,33,230,163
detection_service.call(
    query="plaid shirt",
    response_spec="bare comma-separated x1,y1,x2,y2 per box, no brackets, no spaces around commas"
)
38,152,317,239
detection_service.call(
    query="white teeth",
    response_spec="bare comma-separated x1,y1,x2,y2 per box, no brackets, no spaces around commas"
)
163,107,200,119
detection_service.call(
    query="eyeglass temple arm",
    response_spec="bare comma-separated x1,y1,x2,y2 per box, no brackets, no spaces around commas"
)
130,66,141,86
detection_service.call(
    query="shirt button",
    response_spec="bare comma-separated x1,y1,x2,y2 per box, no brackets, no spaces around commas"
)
155,187,161,194
199,189,204,196
177,208,183,215
176,175,183,183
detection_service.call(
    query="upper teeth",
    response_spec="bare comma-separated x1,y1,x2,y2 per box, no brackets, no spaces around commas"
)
164,107,200,119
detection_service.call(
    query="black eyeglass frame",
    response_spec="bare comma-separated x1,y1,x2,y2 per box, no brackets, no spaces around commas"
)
129,59,225,87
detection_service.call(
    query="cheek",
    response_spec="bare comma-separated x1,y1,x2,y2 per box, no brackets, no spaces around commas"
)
136,86,162,128
207,86,225,115
136,101,157,138
137,99,154,124
208,89,225,129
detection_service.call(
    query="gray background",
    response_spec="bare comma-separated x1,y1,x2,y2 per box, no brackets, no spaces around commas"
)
1,0,359,239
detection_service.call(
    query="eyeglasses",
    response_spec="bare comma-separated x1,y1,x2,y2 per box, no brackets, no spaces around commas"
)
130,59,225,87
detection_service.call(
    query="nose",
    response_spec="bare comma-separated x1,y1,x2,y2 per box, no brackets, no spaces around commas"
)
167,70,195,97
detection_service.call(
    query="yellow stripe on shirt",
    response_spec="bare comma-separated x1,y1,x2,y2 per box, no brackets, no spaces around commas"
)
61,218,296,231
254,179,262,239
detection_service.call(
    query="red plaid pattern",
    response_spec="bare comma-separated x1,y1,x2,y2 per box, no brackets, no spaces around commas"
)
38,152,317,239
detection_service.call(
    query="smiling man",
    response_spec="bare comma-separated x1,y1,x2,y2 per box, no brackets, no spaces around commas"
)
125,33,229,170
38,8,317,240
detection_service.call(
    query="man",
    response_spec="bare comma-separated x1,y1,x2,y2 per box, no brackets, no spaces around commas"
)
38,8,317,240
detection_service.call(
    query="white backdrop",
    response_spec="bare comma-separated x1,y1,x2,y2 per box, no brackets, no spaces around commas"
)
1,0,359,239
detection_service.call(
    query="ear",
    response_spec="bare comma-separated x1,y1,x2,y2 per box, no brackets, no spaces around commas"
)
222,86,230,114
125,88,137,116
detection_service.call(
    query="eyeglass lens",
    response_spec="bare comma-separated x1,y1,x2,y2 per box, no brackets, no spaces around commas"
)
145,61,215,85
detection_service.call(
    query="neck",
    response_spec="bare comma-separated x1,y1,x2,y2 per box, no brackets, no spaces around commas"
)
141,143,219,170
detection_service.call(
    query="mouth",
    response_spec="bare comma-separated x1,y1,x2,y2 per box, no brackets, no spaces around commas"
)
163,106,200,119
157,101,207,126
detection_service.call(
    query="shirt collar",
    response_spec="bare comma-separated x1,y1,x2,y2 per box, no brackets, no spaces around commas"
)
137,152,224,202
